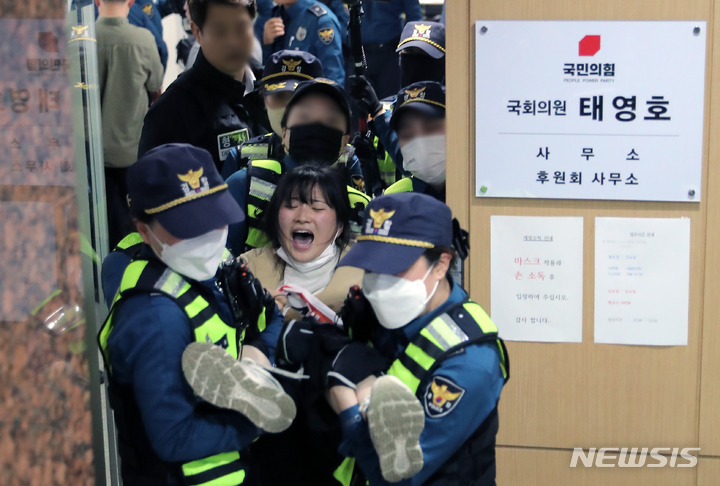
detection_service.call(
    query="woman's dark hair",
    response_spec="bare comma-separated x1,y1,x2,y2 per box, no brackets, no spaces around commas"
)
189,0,256,31
264,164,352,252
423,245,458,270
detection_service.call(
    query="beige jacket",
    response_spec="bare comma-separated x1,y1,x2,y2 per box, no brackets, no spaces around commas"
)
241,244,363,321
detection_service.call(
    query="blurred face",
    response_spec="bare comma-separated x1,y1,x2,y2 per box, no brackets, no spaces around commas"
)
278,185,341,263
264,91,293,110
191,3,254,77
283,93,348,132
397,112,446,148
281,93,350,147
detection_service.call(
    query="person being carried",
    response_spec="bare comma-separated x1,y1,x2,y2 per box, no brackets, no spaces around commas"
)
241,163,365,485
98,143,295,485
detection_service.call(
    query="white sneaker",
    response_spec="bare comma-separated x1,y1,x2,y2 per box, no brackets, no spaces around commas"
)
366,375,425,482
182,342,296,433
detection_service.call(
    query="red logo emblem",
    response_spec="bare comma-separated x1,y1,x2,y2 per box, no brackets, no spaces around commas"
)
579,35,601,56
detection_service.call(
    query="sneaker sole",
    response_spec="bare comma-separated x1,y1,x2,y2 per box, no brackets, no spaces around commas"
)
182,342,296,433
367,375,425,482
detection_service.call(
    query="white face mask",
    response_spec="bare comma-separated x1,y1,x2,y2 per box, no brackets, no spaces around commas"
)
400,134,446,186
277,230,340,294
267,106,285,137
362,265,439,329
148,226,228,281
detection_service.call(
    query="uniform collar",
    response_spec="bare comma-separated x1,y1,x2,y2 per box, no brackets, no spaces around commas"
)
285,0,312,18
400,277,467,342
96,16,129,26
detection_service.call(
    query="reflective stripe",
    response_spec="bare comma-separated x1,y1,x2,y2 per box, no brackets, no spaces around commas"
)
155,268,188,297
404,342,435,371
241,144,270,160
437,313,470,344
385,178,414,195
387,301,508,396
193,471,245,486
462,303,507,378
183,452,240,476
185,295,209,319
387,359,421,393
119,260,149,294
333,457,355,486
249,177,276,202
116,232,144,250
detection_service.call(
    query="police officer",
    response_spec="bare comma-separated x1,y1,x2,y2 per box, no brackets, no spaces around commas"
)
384,81,446,200
262,0,346,86
224,78,370,254
350,20,446,176
356,0,421,99
129,0,186,70
138,0,268,171
396,20,445,87
98,144,295,485
327,192,509,485
221,49,324,177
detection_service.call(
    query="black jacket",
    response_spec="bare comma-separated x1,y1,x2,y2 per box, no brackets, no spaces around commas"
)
138,49,269,171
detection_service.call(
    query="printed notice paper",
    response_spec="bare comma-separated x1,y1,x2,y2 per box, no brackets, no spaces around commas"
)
594,217,690,346
491,216,584,342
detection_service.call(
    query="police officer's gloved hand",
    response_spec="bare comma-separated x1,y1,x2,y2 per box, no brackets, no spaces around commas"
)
341,285,379,343
276,317,317,368
349,75,383,118
352,134,384,197
219,258,275,342
327,342,390,389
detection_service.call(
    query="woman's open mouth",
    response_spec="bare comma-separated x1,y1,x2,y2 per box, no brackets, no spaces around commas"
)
292,230,314,251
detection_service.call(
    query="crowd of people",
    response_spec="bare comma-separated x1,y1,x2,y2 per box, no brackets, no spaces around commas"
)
92,0,510,485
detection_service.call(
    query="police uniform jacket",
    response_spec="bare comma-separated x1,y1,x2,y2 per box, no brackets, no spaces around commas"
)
339,279,505,485
263,0,346,86
104,245,284,467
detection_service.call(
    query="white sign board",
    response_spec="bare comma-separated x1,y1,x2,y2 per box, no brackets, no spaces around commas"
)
594,217,690,346
490,216,584,343
475,21,706,202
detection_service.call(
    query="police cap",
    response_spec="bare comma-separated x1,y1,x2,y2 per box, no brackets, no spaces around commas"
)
397,21,446,59
390,81,445,131
260,50,324,95
281,78,351,131
338,192,453,275
127,144,244,239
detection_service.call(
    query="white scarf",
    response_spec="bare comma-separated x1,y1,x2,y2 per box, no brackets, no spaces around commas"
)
276,242,340,294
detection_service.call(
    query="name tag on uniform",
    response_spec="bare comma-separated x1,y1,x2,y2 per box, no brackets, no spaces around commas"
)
217,129,249,161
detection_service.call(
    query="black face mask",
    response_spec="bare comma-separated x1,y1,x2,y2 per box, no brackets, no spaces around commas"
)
287,123,345,165
400,53,446,86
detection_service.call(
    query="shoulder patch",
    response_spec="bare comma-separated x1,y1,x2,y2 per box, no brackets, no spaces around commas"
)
424,376,466,418
318,27,335,45
309,3,327,17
